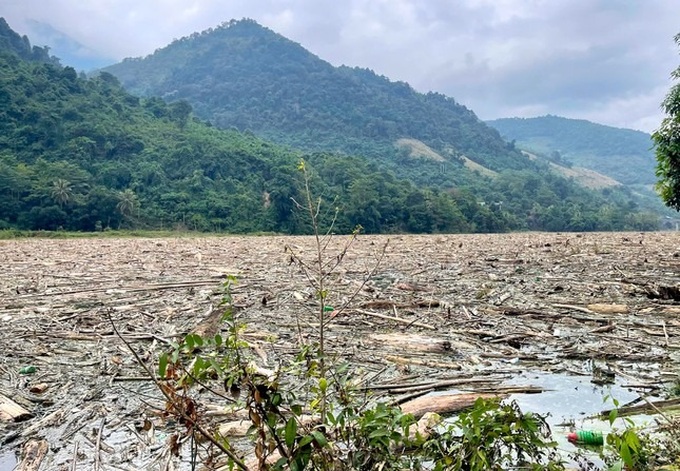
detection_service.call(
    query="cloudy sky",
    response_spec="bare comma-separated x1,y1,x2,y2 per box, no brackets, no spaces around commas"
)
2,0,679,132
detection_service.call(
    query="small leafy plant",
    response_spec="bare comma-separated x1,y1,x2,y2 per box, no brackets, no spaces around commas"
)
423,397,564,471
601,396,679,471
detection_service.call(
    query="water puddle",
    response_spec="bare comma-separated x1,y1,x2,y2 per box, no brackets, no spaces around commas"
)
0,451,17,471
506,371,655,460
507,371,638,422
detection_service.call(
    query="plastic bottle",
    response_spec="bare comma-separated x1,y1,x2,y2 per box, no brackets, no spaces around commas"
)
19,366,36,374
567,430,604,446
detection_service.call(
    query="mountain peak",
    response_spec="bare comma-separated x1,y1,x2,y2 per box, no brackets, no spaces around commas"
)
0,16,59,64
103,19,523,173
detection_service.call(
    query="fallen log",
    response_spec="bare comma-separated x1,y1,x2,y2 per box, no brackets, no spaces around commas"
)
16,439,48,471
400,393,500,419
369,333,451,353
375,377,494,394
600,397,680,418
0,393,33,422
586,303,628,314
384,355,462,370
216,419,252,437
354,309,435,330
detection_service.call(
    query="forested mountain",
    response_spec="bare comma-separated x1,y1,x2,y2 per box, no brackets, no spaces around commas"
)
0,18,661,233
99,19,661,231
487,116,656,185
102,19,532,178
0,19,521,234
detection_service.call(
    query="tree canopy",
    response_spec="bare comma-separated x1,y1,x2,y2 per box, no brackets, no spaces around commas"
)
0,31,510,234
653,33,680,211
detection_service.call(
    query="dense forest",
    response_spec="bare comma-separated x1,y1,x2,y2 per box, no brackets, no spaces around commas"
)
0,18,661,233
103,19,531,177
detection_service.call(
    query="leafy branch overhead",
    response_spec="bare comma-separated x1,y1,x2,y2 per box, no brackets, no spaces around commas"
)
653,32,680,211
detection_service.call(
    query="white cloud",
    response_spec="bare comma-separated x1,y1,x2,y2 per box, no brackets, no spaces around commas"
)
1,0,679,132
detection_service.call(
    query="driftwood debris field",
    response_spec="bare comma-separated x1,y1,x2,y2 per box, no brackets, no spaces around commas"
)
1,232,679,469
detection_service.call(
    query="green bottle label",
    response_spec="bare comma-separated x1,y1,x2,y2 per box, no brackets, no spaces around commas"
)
576,430,604,445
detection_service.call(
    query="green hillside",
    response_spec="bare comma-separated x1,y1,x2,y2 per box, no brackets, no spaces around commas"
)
487,115,656,185
99,19,662,232
103,19,531,179
0,19,517,234
0,18,661,233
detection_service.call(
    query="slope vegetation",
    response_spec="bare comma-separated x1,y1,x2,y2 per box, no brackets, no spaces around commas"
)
103,19,529,175
0,18,659,233
99,19,662,231
0,19,500,234
488,115,656,185
521,151,620,189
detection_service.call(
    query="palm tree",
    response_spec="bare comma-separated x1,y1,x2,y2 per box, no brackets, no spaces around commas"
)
50,179,73,208
116,189,139,226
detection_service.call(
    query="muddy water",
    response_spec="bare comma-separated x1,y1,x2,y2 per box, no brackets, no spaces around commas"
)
436,370,653,463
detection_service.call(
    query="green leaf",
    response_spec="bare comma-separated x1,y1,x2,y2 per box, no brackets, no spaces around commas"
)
368,429,389,439
620,442,633,467
158,353,168,377
285,417,297,448
624,430,640,452
608,408,618,425
298,435,314,447
192,356,205,376
271,392,282,407
310,430,327,447
208,357,222,375
326,411,337,425
608,461,624,471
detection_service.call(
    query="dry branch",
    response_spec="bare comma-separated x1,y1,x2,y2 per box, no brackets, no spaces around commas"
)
369,333,451,353
384,355,462,370
600,397,680,418
354,308,435,330
2,233,680,467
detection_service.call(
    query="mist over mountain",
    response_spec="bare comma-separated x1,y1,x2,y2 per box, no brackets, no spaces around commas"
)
23,20,114,71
